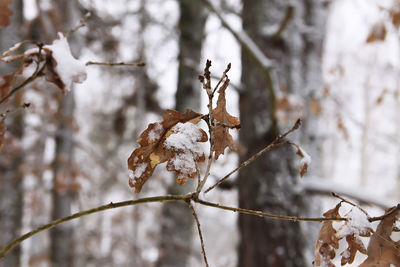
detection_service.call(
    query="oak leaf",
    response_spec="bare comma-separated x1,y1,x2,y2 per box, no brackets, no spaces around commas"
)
359,206,400,267
0,0,13,28
212,77,240,159
127,109,207,193
313,203,341,267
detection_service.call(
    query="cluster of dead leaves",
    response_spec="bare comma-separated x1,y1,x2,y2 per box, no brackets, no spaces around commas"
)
128,61,240,193
1,41,70,100
314,203,400,266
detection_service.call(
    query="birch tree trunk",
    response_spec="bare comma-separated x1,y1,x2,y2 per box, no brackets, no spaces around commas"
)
156,0,206,266
238,0,327,266
0,1,24,266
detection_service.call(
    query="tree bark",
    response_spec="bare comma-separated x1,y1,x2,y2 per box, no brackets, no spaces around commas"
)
156,1,206,266
0,1,24,266
238,0,327,266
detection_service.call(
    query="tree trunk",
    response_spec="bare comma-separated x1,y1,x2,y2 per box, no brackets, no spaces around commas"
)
156,1,206,266
0,1,24,266
238,0,326,266
49,1,81,266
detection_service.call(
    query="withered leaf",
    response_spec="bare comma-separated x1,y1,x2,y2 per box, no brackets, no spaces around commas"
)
340,234,368,265
366,22,387,43
212,77,240,160
313,203,341,267
360,206,400,267
390,3,400,28
127,109,207,193
43,51,66,92
0,0,13,28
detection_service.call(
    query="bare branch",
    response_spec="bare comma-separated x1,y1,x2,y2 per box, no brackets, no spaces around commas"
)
188,202,209,267
204,119,301,193
0,194,191,259
196,199,346,222
331,192,370,217
85,61,146,67
0,61,45,105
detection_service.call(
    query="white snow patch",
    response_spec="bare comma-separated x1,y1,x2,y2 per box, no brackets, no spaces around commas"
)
337,207,371,238
164,122,205,177
148,122,163,142
129,163,147,179
44,33,87,90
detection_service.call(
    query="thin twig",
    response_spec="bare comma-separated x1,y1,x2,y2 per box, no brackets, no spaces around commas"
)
196,199,346,222
65,12,91,38
188,202,209,267
0,61,45,105
212,62,231,94
196,60,215,194
204,119,301,193
85,61,146,67
0,194,191,259
369,203,400,222
331,192,370,217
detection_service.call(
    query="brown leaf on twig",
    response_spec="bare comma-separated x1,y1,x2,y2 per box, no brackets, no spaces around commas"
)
360,206,400,266
313,203,341,267
43,51,65,92
0,0,13,28
212,78,240,159
366,22,387,43
340,234,369,265
127,109,207,193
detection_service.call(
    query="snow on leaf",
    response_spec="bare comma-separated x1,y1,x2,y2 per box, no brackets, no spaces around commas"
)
0,0,13,28
164,122,208,185
212,77,240,160
366,21,387,43
127,109,206,193
337,207,372,265
359,206,400,267
43,33,87,92
313,203,341,267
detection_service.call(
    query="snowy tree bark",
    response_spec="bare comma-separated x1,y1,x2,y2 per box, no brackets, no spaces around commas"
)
238,0,327,266
156,0,206,266
0,1,24,266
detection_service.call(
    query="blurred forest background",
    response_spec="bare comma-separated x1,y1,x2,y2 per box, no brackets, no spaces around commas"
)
1,0,400,266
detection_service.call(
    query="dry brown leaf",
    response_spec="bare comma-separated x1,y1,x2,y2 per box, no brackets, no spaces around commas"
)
340,234,368,265
0,65,24,103
127,109,207,193
360,206,400,267
0,119,5,152
366,22,387,43
43,51,66,92
0,0,13,28
314,203,341,267
212,77,240,160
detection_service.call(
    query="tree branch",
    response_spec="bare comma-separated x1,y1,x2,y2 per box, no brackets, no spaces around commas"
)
204,119,301,193
188,202,209,267
85,61,145,67
0,194,191,259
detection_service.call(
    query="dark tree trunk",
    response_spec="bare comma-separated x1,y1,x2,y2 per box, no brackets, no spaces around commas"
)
156,0,206,266
238,0,327,266
0,1,24,266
